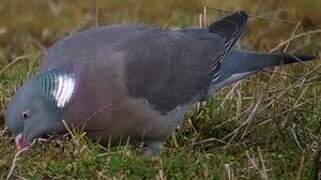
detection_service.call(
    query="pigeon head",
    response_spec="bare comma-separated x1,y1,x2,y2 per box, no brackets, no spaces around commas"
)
5,69,76,150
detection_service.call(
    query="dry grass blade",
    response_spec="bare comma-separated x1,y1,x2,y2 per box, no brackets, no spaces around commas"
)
223,94,263,145
236,88,242,120
62,119,89,157
156,168,167,180
95,0,100,27
239,94,264,141
296,153,306,180
224,163,235,180
79,103,113,131
257,147,268,179
199,14,203,28
0,53,40,75
203,6,207,27
62,119,75,139
270,29,321,52
219,81,241,108
68,13,92,35
6,147,29,180
85,103,113,123
192,137,226,147
246,151,268,180
261,70,301,80
313,140,321,180
284,21,301,52
171,133,179,148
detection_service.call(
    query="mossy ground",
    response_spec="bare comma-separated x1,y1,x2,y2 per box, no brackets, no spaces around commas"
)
0,0,321,179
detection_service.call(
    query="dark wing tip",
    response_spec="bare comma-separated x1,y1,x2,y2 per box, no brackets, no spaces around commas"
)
284,54,318,62
209,10,248,51
276,53,318,65
296,55,317,61
239,10,248,18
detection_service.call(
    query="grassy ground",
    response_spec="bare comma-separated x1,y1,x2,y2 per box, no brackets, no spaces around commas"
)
1,0,321,179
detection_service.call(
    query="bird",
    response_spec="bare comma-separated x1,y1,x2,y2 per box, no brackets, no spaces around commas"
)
4,11,316,154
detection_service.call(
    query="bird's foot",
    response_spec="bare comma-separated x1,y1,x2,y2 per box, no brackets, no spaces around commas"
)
144,141,164,156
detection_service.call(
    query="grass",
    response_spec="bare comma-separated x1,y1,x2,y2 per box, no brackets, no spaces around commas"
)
1,0,321,179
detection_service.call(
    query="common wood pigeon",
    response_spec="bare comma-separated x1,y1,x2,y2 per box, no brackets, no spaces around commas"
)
4,11,316,154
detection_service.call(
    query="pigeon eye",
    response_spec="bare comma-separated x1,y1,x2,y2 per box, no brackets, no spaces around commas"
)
21,110,30,120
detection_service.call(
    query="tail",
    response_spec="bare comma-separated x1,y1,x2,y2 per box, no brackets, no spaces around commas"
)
210,49,317,91
230,50,316,73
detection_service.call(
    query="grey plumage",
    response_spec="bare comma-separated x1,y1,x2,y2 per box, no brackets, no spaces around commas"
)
4,11,316,154
210,49,316,92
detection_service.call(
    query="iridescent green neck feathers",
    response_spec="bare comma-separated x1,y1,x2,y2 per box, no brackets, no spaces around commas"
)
37,69,76,109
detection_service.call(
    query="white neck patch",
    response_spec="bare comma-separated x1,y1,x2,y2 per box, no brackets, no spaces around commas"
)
51,74,75,109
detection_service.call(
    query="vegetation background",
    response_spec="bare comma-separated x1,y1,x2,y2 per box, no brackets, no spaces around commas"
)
0,0,321,179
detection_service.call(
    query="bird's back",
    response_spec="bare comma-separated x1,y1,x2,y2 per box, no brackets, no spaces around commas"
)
42,23,227,113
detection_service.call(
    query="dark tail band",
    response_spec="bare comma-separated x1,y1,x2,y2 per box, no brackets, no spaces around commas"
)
279,53,317,64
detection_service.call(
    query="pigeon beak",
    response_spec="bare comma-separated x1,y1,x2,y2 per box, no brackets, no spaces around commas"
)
15,133,29,150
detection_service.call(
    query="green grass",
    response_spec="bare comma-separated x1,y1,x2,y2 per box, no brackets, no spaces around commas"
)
1,0,321,179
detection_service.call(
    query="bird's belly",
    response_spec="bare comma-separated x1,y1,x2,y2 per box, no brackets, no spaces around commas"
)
65,95,184,145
